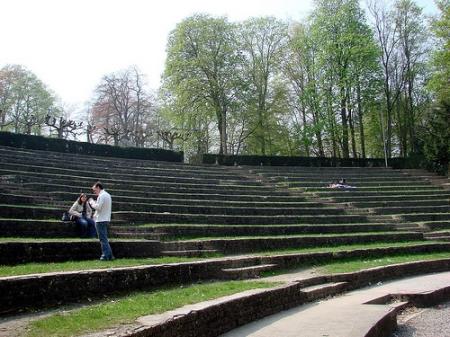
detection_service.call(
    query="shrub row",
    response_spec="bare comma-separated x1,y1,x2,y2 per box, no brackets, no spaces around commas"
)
0,131,183,162
203,154,448,174
204,154,387,167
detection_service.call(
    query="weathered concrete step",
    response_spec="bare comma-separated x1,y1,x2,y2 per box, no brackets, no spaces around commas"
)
17,183,305,202
369,205,450,215
2,186,307,203
0,163,261,187
252,168,400,174
304,185,442,192
161,249,219,257
121,223,396,237
1,171,279,195
1,191,313,208
0,240,162,264
161,232,424,254
0,146,233,174
425,236,450,241
16,179,287,197
287,181,433,188
395,213,450,222
0,204,61,219
300,281,349,301
0,202,343,219
421,221,450,230
1,243,449,315
109,205,344,216
325,194,450,202
344,199,450,208
309,190,450,197
268,175,427,182
394,225,425,232
113,211,369,225
221,264,278,280
0,156,251,181
0,219,79,237
110,232,163,240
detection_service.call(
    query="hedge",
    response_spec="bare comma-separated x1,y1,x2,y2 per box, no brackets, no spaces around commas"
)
0,132,183,162
203,153,438,170
203,154,387,167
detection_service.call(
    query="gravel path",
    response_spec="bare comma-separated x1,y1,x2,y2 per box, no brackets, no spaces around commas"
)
392,301,450,337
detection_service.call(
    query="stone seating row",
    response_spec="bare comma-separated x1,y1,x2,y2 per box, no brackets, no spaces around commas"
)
0,201,345,217
0,232,425,264
1,243,449,316
0,160,258,185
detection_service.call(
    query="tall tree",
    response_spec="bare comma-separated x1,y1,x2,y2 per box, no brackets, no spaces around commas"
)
0,65,54,135
163,14,242,155
421,0,450,173
286,23,326,157
90,67,154,147
394,0,429,155
238,17,289,155
310,0,380,158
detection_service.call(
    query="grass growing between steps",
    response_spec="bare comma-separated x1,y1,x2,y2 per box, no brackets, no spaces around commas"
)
319,251,450,273
0,257,216,277
253,240,439,256
261,251,450,278
25,280,277,337
161,231,414,241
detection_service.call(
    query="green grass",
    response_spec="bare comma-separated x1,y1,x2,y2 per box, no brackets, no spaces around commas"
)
0,240,442,277
26,280,277,337
0,257,212,277
253,240,442,256
0,237,157,242
162,231,415,241
319,251,450,273
262,251,450,278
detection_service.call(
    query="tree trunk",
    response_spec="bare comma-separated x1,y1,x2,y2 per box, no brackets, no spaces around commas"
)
340,86,350,158
301,106,310,157
357,83,366,158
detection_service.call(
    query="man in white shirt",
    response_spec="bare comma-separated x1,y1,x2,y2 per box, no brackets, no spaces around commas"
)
89,182,114,260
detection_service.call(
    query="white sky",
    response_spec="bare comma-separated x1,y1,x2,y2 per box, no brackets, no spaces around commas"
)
0,0,438,107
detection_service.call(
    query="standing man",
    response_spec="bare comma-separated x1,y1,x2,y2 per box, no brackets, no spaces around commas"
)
89,181,114,261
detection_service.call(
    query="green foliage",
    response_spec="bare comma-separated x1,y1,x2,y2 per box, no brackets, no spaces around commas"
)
422,1,450,174
0,64,55,135
162,14,242,155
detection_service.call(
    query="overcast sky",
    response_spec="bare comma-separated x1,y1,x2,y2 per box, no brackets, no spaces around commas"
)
0,0,438,107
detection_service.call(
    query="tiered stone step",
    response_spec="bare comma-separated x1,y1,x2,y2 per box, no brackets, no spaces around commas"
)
424,231,450,242
400,169,450,190
160,232,423,255
161,249,219,257
221,263,278,280
112,211,369,225
110,223,397,239
324,194,450,202
420,221,450,230
300,281,350,301
0,239,161,264
249,166,449,244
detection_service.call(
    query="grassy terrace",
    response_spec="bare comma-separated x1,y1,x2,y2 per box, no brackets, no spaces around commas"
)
25,280,278,337
319,252,450,273
159,231,414,241
0,232,419,242
22,251,450,337
0,240,445,277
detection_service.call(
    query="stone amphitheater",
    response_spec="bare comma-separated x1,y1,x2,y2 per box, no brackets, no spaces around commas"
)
0,143,449,337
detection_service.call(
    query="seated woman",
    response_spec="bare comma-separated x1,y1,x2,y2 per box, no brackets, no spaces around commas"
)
69,193,97,238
